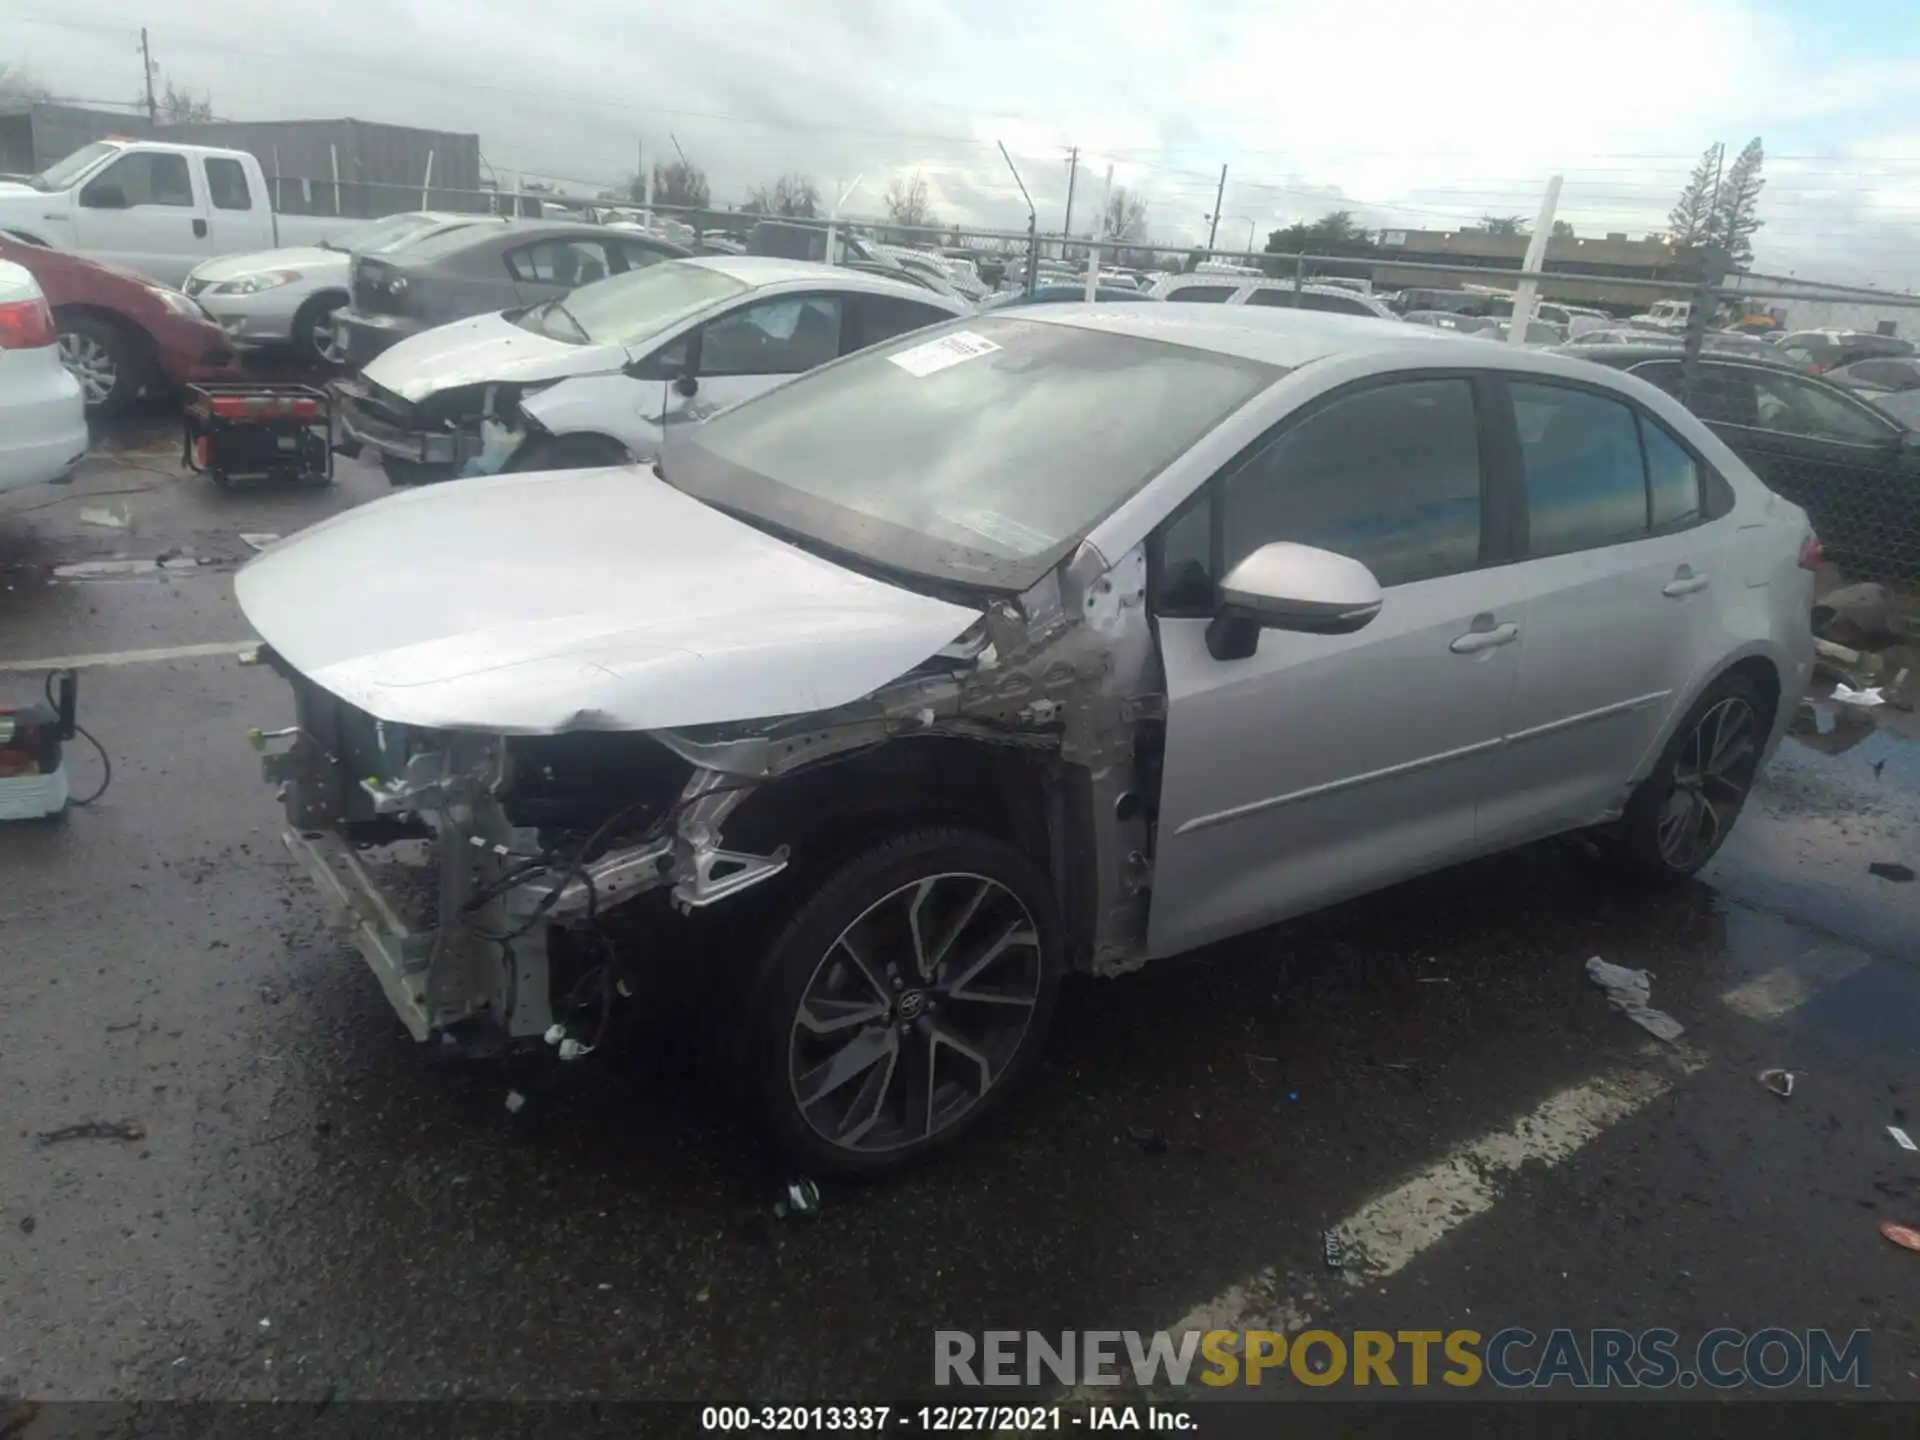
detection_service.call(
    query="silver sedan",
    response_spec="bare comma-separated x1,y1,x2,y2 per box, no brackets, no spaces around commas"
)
238,305,1817,1176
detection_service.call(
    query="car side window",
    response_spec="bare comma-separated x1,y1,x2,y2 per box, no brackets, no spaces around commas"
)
505,240,609,287
841,293,952,354
610,239,672,274
1244,288,1296,308
1750,371,1896,445
1511,382,1649,556
1216,378,1484,589
1634,361,1761,428
82,152,194,208
1641,418,1703,530
700,295,842,377
1298,291,1373,316
205,157,251,211
1166,284,1235,303
631,333,691,381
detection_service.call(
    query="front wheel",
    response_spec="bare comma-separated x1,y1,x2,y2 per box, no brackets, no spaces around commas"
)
56,313,145,418
1596,672,1769,882
293,294,349,368
742,828,1063,1178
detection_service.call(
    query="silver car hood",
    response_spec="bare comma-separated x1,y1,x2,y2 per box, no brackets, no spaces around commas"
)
362,311,624,402
189,246,343,284
234,466,981,734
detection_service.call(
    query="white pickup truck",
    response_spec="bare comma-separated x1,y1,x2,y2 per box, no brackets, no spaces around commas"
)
0,139,361,288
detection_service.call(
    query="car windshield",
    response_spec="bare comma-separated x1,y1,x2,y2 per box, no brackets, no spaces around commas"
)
669,315,1281,592
329,213,448,255
29,142,119,192
524,260,749,346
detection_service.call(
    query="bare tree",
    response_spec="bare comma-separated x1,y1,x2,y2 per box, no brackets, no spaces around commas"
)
744,173,819,218
1551,219,1575,238
1102,185,1148,242
883,171,936,229
1479,214,1527,236
155,79,214,124
649,159,710,210
1667,142,1723,250
0,63,50,108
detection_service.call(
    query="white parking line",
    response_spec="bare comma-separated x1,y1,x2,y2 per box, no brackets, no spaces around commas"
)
0,640,256,673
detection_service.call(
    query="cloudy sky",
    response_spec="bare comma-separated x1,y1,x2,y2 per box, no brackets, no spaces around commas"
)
7,0,1920,286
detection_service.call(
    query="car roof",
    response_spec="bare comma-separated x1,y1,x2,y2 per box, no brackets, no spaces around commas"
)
1012,303,1476,367
1546,342,1808,372
685,253,970,306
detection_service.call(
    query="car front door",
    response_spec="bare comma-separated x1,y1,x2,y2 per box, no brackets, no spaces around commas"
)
70,149,211,284
659,292,843,430
1147,374,1527,959
1479,377,1736,845
1635,358,1911,580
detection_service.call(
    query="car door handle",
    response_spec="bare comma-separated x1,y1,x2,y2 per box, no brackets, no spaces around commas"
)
1450,622,1518,653
1662,575,1710,597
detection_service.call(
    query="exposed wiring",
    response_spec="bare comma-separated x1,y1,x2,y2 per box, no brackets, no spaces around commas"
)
42,671,110,806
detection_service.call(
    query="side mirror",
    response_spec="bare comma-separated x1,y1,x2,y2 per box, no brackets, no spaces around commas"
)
81,183,128,209
1204,542,1384,662
673,372,699,398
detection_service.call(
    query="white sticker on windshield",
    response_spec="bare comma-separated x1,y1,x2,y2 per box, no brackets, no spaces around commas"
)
888,330,1002,378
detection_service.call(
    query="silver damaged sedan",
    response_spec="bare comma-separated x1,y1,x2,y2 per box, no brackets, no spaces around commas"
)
237,305,1818,1176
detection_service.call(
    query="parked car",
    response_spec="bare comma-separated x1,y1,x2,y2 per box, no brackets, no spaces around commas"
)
183,212,505,364
0,235,244,416
1390,288,1499,317
334,256,967,482
1628,299,1692,331
331,222,689,368
1559,342,1920,580
1150,275,1400,319
0,259,88,490
1475,319,1568,345
986,284,1158,307
1774,330,1915,374
1830,356,1920,393
242,306,1813,1175
0,139,358,286
1402,310,1497,335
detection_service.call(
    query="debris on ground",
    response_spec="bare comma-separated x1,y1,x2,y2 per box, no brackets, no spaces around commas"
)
1127,1126,1169,1155
18,1215,35,1234
503,1090,527,1114
1882,1221,1920,1253
1891,1126,1918,1153
773,1178,821,1219
1584,957,1685,1042
1830,683,1885,708
1885,668,1914,712
1813,583,1901,651
1812,637,1876,685
77,504,131,530
37,1120,145,1144
1758,1068,1795,1099
1868,862,1916,884
1323,1230,1346,1271
239,533,281,552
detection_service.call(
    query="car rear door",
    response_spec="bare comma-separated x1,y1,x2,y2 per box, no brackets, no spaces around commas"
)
1479,374,1738,845
658,292,843,430
70,148,212,285
1634,358,1911,580
1148,373,1527,958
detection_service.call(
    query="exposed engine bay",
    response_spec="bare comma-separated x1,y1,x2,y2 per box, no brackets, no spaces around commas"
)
255,540,1161,1053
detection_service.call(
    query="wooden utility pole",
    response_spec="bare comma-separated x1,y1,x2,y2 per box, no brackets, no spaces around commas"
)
1206,165,1227,250
1061,146,1079,258
140,28,158,123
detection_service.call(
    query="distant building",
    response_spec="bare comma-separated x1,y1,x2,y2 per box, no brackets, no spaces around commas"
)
1369,227,1698,310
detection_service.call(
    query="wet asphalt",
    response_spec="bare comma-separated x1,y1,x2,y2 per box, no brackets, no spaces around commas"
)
0,405,1916,1408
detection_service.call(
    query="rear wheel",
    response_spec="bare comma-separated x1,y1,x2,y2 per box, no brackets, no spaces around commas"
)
1596,672,1768,882
741,828,1063,1178
55,313,145,418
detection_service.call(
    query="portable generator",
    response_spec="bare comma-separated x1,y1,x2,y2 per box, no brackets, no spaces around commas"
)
0,672,103,820
182,383,332,488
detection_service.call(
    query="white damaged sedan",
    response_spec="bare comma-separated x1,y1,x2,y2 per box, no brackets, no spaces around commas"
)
243,305,1813,1175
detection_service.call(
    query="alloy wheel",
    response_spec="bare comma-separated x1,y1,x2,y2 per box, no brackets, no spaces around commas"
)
311,311,347,365
58,332,117,406
788,872,1043,1154
1656,696,1759,869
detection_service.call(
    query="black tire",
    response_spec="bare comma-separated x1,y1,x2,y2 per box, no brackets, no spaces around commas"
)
55,312,145,418
380,456,451,487
292,293,348,369
1594,671,1770,882
506,433,631,473
740,827,1063,1179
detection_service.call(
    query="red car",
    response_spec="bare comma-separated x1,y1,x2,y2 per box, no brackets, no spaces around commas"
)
0,237,244,417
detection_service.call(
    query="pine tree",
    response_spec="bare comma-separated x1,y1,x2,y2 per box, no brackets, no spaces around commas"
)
1712,138,1766,270
1667,143,1723,249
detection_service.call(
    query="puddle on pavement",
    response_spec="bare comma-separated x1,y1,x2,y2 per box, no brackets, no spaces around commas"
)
1786,696,1920,788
